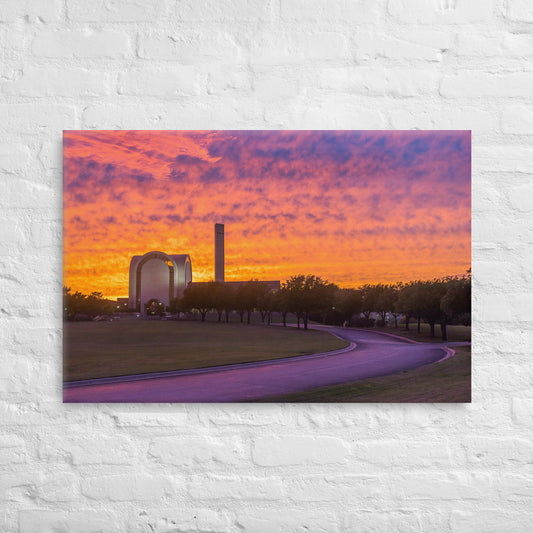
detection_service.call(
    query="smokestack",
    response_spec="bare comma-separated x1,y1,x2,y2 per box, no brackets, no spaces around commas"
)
215,223,224,282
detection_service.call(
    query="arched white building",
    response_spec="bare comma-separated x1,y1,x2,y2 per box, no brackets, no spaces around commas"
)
128,251,192,312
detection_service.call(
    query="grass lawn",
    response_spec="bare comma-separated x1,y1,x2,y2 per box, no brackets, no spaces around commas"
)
256,345,471,403
371,323,471,343
63,320,348,381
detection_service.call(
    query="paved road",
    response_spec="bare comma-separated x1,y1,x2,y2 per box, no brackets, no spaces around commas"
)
63,326,466,403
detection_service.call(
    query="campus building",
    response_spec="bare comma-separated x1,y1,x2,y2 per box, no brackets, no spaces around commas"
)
128,223,279,313
128,251,192,312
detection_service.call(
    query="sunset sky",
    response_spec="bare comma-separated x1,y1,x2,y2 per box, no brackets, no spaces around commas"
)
63,130,471,300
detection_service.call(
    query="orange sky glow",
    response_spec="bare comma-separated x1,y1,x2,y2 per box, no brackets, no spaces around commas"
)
63,130,471,300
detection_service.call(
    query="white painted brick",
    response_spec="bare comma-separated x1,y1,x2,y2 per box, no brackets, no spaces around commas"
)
455,33,503,57
1,178,55,209
118,66,200,96
395,472,492,500
281,0,378,22
480,293,533,322
320,66,387,95
356,439,452,467
504,33,533,57
198,405,288,426
0,143,31,174
81,474,175,501
386,68,438,96
29,218,61,249
82,103,164,129
499,474,533,500
188,474,284,500
0,434,27,464
0,104,77,134
503,0,533,22
340,510,395,532
502,105,533,135
356,29,451,62
252,435,350,466
450,509,533,533
441,71,533,98
250,32,350,66
148,435,247,466
0,0,61,22
176,0,274,21
33,472,79,502
67,0,167,22
388,0,496,24
39,434,136,465
512,397,533,425
475,145,533,173
206,67,251,95
32,29,131,59
320,67,437,96
253,70,301,100
285,474,386,502
129,507,232,533
462,436,533,466
2,67,114,97
155,96,263,128
138,32,242,62
265,97,386,129
237,508,340,533
105,406,189,427
19,510,124,533
390,106,496,133
0,217,26,247
474,261,518,287
508,183,533,212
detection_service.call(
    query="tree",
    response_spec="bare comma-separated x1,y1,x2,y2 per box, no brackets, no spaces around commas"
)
257,287,275,324
284,274,306,327
360,284,379,320
336,288,363,325
219,283,236,323
417,279,448,339
441,274,471,336
273,286,291,327
209,281,228,322
397,281,428,333
236,280,271,325
63,286,114,320
181,283,213,321
284,274,337,330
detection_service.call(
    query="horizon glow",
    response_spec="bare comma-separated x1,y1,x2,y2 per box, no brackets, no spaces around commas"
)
63,130,471,300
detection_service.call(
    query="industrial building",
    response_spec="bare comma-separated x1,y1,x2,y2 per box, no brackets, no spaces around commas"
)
128,224,279,313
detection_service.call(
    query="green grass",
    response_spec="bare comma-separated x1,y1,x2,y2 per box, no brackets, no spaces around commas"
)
256,345,471,403
370,323,471,343
63,320,348,382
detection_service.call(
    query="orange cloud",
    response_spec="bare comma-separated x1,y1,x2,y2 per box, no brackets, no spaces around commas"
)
63,130,471,299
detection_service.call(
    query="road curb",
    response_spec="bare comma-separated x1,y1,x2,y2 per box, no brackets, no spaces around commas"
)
64,339,357,389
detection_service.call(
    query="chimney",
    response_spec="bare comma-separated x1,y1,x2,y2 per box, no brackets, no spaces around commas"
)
215,223,224,282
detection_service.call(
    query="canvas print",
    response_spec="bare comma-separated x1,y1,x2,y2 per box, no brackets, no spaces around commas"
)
63,130,471,403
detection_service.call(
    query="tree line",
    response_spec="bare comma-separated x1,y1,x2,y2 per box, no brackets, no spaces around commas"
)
172,273,471,341
63,286,116,320
64,272,471,342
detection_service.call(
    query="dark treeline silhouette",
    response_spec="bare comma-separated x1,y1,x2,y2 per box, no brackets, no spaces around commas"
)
172,272,471,341
64,273,471,342
63,286,116,321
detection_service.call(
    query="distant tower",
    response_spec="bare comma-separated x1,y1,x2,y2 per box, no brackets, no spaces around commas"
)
215,223,224,282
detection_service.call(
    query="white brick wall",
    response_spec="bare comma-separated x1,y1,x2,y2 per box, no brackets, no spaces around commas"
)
0,0,531,531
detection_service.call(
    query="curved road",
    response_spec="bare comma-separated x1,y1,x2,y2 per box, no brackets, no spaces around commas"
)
64,326,465,403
